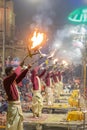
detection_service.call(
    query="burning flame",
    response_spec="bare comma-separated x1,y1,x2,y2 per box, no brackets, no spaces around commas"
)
62,60,68,66
31,31,44,49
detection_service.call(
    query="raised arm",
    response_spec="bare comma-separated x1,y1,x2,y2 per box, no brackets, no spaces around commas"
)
3,72,17,87
16,65,31,84
38,69,46,78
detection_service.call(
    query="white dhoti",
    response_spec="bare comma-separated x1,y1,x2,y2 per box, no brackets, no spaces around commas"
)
6,101,23,130
54,82,60,98
32,91,43,117
45,87,54,105
58,81,63,96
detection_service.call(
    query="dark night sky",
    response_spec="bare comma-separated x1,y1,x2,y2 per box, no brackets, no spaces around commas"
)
13,0,85,30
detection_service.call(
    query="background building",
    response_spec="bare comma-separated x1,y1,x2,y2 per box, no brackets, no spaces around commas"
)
0,0,27,60
0,0,16,68
0,0,15,43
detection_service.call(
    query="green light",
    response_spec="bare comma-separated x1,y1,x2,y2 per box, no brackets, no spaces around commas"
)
68,7,87,23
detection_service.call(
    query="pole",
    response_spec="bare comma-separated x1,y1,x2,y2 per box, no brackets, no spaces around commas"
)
2,0,6,75
83,34,87,99
84,60,86,97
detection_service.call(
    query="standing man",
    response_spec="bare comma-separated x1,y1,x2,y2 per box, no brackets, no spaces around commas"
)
57,70,64,95
52,71,60,98
3,63,31,130
44,71,54,105
31,67,46,118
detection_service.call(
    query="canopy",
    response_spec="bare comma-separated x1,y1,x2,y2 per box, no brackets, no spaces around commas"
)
68,7,87,23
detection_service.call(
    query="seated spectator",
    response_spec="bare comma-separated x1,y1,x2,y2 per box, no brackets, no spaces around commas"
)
0,100,8,113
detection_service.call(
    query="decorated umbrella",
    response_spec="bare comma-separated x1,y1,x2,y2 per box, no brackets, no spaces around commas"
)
68,7,87,98
68,7,87,24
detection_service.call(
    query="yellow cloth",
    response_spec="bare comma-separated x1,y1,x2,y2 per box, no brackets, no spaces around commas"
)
45,60,48,65
6,101,23,130
71,90,79,98
67,111,84,121
45,103,70,109
68,89,80,107
68,97,79,107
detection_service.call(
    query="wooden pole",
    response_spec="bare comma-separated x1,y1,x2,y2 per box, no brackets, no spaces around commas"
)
84,60,86,97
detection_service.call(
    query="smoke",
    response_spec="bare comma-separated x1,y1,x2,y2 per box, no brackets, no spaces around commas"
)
72,41,84,49
83,0,87,4
51,25,83,64
30,0,56,31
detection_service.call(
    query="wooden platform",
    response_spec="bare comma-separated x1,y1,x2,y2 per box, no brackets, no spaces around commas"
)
60,93,71,96
43,103,77,114
58,96,69,100
55,94,70,103
43,103,73,109
22,102,76,111
25,102,77,113
23,113,84,130
0,112,84,130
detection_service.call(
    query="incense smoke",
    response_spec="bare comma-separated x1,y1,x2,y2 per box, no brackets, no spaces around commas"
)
52,25,83,64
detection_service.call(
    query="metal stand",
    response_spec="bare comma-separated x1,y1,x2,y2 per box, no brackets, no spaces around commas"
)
82,110,87,130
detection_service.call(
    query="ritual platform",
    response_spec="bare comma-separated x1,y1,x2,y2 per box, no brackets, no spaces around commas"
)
43,103,77,113
23,112,86,130
60,93,71,96
0,112,86,130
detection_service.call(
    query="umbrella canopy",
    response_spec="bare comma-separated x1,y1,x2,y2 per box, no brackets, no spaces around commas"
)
68,7,87,24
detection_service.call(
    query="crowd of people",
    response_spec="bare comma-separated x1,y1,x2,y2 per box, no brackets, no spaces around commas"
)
0,55,83,130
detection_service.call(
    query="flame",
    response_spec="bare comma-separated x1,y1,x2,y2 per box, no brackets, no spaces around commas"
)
31,31,44,49
62,60,68,66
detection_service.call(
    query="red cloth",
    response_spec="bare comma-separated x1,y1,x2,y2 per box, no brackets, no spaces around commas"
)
52,72,58,83
3,67,28,101
14,66,22,87
31,69,46,90
45,72,51,87
41,86,45,91
57,71,62,81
